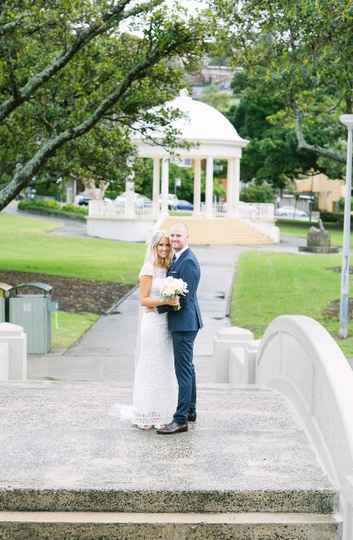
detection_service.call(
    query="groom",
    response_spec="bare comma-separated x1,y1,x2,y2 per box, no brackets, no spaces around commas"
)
157,222,202,435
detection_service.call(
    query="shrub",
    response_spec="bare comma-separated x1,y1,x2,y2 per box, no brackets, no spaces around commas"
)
18,198,87,220
240,184,274,203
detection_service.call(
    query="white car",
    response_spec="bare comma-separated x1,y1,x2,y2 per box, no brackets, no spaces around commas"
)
275,206,308,219
114,193,152,208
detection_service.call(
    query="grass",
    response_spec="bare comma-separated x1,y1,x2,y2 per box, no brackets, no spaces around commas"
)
231,251,353,357
52,311,99,350
278,219,352,247
0,213,145,284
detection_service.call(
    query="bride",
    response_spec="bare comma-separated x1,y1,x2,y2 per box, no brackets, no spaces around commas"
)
131,230,179,430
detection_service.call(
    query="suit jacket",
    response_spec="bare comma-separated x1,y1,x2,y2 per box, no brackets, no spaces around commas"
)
158,248,202,333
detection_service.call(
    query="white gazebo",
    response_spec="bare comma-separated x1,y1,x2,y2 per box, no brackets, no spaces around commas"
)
132,90,248,219
87,91,279,244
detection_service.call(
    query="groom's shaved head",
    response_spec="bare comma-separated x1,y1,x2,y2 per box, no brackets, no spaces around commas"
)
170,222,189,251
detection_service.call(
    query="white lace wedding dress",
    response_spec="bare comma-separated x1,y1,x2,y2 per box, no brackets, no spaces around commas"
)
130,262,178,426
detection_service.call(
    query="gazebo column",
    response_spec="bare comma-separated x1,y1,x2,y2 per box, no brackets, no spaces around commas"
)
205,157,214,217
161,158,169,216
226,157,240,216
193,158,201,216
234,157,240,203
152,157,161,218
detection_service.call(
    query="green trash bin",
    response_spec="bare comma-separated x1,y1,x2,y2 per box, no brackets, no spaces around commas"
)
0,283,13,322
9,282,58,353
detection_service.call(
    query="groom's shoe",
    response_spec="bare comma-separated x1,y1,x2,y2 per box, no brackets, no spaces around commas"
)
188,412,197,422
156,421,188,435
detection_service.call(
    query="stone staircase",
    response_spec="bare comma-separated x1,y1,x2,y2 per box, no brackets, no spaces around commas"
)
0,381,341,539
160,215,275,245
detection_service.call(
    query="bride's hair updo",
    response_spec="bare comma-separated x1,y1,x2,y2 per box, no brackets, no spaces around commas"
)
150,230,172,268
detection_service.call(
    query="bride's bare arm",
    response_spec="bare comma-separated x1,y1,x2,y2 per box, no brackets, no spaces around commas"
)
139,276,179,308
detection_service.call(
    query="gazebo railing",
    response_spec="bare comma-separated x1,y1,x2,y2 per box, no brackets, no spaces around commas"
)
88,199,275,222
212,202,275,221
88,199,154,218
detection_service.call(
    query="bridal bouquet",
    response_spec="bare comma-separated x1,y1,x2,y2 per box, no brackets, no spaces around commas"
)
160,277,189,311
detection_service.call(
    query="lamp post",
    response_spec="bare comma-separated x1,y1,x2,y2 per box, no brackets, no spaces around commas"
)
338,114,353,338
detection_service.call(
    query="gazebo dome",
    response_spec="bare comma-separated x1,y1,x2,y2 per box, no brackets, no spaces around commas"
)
161,93,245,144
132,91,247,158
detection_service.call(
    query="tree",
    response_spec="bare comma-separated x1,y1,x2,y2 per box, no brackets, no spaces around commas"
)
0,1,206,210
226,71,317,189
211,0,353,165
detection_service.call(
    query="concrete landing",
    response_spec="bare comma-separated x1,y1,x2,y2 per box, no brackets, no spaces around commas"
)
0,382,334,513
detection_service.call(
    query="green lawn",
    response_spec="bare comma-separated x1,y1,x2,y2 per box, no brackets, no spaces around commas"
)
52,311,99,350
278,220,351,247
1,212,144,350
0,213,145,284
231,251,353,357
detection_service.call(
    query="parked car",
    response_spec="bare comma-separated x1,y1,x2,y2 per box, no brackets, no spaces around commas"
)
275,206,308,219
75,194,91,206
114,193,152,208
174,199,193,211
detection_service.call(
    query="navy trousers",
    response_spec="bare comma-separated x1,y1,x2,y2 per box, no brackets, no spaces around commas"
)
172,331,198,424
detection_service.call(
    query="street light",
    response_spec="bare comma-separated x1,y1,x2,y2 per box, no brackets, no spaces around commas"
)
338,114,353,338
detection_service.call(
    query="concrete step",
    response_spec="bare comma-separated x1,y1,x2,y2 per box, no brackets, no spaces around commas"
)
160,216,274,245
0,382,336,515
0,511,342,539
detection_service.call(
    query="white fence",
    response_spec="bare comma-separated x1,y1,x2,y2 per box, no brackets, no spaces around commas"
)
89,199,275,223
218,315,353,539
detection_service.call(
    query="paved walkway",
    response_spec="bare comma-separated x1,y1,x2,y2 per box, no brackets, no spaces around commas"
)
29,245,244,382
28,236,309,382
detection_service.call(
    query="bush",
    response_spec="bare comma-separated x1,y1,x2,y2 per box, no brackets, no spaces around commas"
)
105,190,118,200
240,184,274,203
61,203,87,215
18,198,87,220
19,198,60,210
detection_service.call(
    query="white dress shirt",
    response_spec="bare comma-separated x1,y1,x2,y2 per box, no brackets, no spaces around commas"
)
174,246,189,261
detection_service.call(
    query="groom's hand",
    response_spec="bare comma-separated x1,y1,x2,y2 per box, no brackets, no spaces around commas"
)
156,305,171,314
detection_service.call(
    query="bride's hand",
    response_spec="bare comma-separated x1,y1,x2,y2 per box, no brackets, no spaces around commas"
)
167,297,180,307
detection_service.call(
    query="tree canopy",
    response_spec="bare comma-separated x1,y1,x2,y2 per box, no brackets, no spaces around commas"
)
211,0,353,171
0,0,206,209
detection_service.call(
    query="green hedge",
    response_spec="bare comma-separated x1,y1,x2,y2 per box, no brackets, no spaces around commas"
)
18,199,87,221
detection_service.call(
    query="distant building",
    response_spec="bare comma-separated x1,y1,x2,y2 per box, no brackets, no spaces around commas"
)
295,173,345,213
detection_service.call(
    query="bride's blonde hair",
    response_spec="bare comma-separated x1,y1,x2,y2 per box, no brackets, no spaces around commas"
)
150,230,173,268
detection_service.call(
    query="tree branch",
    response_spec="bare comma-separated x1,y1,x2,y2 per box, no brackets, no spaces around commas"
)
0,32,183,208
294,108,346,163
0,0,165,123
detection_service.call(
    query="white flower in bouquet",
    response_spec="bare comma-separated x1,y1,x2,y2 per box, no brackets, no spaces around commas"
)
160,276,189,310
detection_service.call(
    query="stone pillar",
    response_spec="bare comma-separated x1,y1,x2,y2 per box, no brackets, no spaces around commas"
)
161,158,169,216
193,158,202,216
152,157,161,218
0,323,27,380
205,157,214,217
125,158,136,218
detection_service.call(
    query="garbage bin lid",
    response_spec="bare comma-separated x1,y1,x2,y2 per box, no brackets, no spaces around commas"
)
0,282,12,293
13,282,53,295
0,282,12,298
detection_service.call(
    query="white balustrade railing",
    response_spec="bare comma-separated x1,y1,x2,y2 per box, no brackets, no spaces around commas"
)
256,315,353,539
88,199,153,219
89,199,275,222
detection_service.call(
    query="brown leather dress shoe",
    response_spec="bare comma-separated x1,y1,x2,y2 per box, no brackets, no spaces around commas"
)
156,421,188,435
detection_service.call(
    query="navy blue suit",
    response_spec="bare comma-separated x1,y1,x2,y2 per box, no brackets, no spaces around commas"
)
159,248,202,424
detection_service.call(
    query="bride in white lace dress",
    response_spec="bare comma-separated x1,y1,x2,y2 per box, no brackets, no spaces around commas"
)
131,231,178,430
